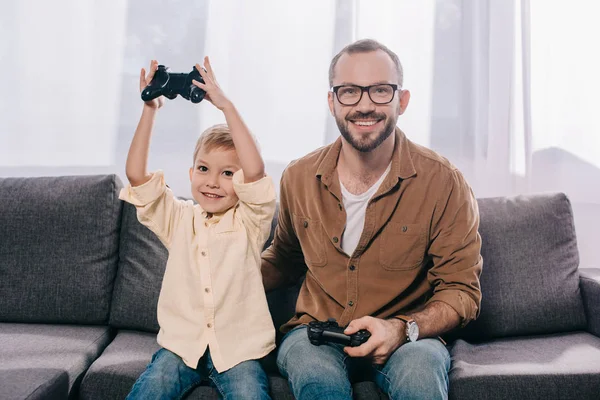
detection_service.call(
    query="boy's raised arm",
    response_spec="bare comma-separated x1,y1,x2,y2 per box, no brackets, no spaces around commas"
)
193,56,265,183
126,60,165,187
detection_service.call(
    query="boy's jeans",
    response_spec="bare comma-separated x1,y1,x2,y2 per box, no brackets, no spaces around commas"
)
277,326,450,400
126,347,271,400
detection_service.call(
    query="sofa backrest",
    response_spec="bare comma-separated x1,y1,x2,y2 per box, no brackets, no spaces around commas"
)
458,192,587,341
109,202,167,332
0,175,122,324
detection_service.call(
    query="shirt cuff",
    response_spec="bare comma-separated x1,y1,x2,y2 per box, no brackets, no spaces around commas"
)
119,170,167,207
232,170,276,205
427,289,478,328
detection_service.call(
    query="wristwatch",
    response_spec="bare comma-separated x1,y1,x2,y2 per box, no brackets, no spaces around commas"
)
395,315,419,343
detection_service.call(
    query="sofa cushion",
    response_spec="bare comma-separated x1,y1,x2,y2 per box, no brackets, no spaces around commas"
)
0,323,113,399
0,369,69,400
109,202,167,332
79,331,295,400
579,268,600,337
449,331,600,400
459,193,587,340
0,175,122,324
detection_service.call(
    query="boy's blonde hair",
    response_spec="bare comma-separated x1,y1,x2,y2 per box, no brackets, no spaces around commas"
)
192,124,235,165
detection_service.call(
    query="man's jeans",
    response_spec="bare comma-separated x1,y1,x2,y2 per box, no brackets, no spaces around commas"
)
126,348,271,400
277,326,450,400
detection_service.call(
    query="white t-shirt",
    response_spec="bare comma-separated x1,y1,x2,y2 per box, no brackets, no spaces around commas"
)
340,162,392,256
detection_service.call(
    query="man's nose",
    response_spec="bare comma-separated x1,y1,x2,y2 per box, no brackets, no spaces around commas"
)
355,90,376,112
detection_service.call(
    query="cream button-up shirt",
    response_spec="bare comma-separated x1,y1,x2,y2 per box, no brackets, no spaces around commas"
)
119,169,276,372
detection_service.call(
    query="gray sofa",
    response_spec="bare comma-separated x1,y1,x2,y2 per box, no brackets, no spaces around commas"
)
0,174,598,400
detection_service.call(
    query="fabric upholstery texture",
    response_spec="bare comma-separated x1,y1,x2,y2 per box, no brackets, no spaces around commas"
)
0,175,123,324
449,331,600,400
579,268,600,338
109,202,167,332
458,193,587,341
0,323,113,398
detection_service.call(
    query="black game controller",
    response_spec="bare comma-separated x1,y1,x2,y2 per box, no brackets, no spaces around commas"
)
307,318,371,347
141,65,206,104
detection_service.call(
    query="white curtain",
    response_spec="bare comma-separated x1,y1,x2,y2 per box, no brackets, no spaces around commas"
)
0,0,127,167
1,0,598,267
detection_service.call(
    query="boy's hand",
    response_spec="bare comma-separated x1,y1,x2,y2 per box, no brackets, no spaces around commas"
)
140,60,164,110
192,56,232,111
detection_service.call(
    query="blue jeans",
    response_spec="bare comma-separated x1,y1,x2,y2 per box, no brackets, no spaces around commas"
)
126,348,271,400
277,326,450,400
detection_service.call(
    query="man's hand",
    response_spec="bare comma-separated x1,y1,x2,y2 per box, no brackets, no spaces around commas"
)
192,56,232,111
343,316,406,365
139,60,164,110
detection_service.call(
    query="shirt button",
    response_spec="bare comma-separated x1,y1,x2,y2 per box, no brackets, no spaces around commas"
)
205,288,210,293
303,221,308,228
207,323,212,328
201,251,207,256
333,237,339,243
349,265,356,271
348,301,354,307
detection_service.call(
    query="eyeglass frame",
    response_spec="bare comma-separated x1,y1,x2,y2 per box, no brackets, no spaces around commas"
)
331,83,401,106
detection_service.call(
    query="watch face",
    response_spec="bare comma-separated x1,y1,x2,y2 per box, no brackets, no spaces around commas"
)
407,322,419,342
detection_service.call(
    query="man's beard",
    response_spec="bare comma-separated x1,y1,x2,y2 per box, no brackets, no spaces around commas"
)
335,111,397,153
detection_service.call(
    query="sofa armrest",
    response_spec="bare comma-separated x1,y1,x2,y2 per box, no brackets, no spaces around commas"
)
579,268,600,337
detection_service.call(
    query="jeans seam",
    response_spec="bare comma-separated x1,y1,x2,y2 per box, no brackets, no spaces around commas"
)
208,363,228,400
211,376,227,400
373,368,393,398
175,378,202,400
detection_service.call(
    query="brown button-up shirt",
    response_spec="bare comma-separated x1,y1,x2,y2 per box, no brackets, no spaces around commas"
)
262,128,482,333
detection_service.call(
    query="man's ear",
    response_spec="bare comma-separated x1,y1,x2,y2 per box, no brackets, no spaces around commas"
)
328,91,335,116
398,89,411,115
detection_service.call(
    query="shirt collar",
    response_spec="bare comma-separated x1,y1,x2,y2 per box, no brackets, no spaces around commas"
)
316,127,417,188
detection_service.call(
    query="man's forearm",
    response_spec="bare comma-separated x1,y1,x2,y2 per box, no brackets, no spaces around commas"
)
406,301,461,339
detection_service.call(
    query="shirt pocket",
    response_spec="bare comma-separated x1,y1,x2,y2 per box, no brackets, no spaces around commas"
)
292,214,327,267
379,222,427,271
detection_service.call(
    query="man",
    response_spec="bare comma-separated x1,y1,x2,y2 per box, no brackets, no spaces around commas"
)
261,39,482,400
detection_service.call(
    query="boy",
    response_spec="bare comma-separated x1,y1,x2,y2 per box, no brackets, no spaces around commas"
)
121,58,275,399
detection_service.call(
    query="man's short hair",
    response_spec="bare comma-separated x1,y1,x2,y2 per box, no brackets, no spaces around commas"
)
192,124,234,165
328,39,404,88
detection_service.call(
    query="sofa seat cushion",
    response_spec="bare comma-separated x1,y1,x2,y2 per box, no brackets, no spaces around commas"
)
449,331,600,400
80,331,295,400
79,331,293,400
80,331,382,399
0,369,69,400
0,323,113,399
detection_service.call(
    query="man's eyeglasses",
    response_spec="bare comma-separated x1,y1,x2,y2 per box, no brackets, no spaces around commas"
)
331,84,400,106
